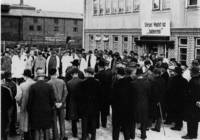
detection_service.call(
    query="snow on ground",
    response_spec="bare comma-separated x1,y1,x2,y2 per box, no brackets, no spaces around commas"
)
9,116,200,140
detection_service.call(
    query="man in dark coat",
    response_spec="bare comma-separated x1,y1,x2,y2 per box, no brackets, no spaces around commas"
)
27,68,55,140
80,68,100,140
167,66,188,131
4,72,18,136
131,68,151,140
1,72,13,140
95,59,113,128
66,68,83,137
111,67,133,140
182,65,200,139
150,68,166,132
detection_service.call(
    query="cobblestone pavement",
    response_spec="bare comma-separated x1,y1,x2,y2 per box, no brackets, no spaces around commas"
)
8,117,200,140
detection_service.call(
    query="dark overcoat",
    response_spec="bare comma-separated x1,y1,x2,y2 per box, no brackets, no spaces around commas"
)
80,77,101,118
111,77,133,123
167,75,188,120
95,69,113,115
66,77,83,120
131,77,151,124
27,80,55,129
184,75,200,122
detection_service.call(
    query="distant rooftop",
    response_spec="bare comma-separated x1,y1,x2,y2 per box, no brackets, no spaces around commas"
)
1,4,83,19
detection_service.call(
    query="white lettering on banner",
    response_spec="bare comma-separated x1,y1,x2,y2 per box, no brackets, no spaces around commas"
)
142,20,170,36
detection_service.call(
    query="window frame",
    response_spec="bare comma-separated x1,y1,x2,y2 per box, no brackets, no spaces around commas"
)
152,0,161,11
125,0,133,12
196,38,200,47
162,0,171,10
93,0,99,16
195,48,200,59
118,0,125,13
73,27,78,32
179,38,188,46
29,25,34,31
133,0,140,11
113,36,119,42
179,47,188,65
105,0,112,14
112,0,119,14
37,25,42,31
54,26,59,32
188,0,198,6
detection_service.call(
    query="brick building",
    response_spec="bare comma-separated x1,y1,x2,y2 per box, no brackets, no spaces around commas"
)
1,4,83,49
84,0,200,65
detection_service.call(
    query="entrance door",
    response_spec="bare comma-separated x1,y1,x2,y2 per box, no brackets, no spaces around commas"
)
146,44,158,55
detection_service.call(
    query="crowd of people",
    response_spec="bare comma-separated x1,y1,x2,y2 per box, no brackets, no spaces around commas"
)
1,46,200,140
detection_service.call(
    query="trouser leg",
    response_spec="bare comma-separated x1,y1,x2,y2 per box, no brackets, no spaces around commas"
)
141,123,147,139
101,110,107,128
90,117,97,140
175,118,183,128
81,116,88,140
9,102,17,136
58,109,65,140
53,109,59,140
96,112,100,129
155,118,162,131
43,129,50,140
112,115,120,140
72,120,77,137
122,124,130,140
33,129,40,140
187,120,198,138
130,120,136,139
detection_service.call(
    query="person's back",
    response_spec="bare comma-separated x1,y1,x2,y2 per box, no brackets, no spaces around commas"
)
27,80,54,129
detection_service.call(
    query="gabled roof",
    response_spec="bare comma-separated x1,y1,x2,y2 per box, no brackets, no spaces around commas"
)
2,8,83,19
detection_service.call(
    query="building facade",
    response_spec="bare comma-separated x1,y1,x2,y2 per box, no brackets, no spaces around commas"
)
84,0,200,65
1,4,83,49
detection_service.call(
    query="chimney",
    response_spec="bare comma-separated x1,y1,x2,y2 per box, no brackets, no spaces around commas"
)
20,0,24,5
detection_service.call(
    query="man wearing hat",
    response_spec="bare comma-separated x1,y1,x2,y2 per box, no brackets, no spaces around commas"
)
1,51,12,73
16,69,35,140
80,67,100,140
86,50,96,69
66,67,84,138
27,68,55,140
95,59,113,128
111,67,134,140
167,66,188,130
183,65,200,139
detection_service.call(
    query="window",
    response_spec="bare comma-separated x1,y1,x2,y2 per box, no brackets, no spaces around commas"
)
37,25,42,31
74,20,78,25
54,19,59,24
54,26,59,32
179,48,187,65
195,38,200,59
99,0,105,15
179,37,188,65
153,0,160,10
114,36,119,42
93,0,99,15
119,0,125,13
73,27,78,32
122,36,128,51
162,0,170,10
106,0,112,14
133,0,140,11
89,35,94,41
33,18,38,23
29,25,34,31
132,36,138,52
179,38,188,46
126,0,133,12
196,38,200,47
188,0,198,6
112,0,118,13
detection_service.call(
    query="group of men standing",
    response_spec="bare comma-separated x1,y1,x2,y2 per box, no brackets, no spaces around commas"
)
1,48,200,140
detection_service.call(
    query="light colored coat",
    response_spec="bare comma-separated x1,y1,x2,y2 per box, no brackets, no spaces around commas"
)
16,78,35,132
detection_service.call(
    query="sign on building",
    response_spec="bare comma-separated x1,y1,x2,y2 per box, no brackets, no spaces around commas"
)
141,20,170,36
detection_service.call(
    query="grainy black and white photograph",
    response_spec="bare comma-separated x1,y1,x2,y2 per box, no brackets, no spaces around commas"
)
1,0,200,140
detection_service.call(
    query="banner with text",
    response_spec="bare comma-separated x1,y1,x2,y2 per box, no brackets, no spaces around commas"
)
141,20,170,36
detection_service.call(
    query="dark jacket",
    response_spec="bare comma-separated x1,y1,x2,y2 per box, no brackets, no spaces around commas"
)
149,76,166,119
27,80,55,129
1,85,13,135
111,77,133,123
167,75,188,119
184,75,200,122
131,77,151,124
95,69,113,114
80,77,101,117
66,77,83,120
